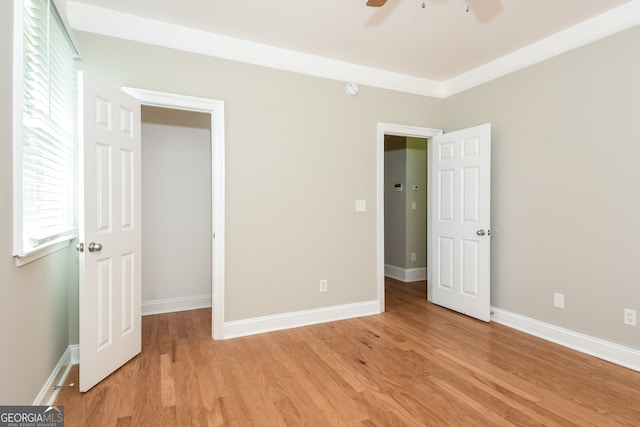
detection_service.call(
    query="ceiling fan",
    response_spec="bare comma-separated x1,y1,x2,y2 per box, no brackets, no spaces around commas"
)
366,0,472,12
366,0,388,6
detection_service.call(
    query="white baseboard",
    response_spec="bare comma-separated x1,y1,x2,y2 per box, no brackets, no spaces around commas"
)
491,307,640,372
224,300,381,339
385,264,427,282
33,344,78,406
69,344,79,365
142,294,211,316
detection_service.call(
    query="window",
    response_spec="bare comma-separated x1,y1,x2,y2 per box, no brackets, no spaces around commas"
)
13,0,80,264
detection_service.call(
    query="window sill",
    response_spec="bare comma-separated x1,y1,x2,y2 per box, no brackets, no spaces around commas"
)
14,238,74,267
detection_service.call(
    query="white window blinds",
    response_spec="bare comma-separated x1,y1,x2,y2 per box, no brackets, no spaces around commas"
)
14,0,79,258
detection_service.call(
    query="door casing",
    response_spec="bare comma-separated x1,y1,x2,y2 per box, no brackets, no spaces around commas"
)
376,123,442,311
122,87,225,339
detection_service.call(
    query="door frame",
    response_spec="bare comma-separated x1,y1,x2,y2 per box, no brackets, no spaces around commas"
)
376,123,442,311
122,87,225,339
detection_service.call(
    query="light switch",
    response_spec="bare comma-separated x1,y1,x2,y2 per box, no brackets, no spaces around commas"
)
411,201,416,210
355,200,366,212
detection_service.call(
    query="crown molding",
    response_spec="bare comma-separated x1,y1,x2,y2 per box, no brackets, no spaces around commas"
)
67,1,640,99
66,2,445,98
444,0,640,96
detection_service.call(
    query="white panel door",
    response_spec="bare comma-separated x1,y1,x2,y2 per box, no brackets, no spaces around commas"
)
78,72,142,391
431,124,491,321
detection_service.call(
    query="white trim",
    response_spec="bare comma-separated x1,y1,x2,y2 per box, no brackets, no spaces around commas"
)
122,87,226,340
445,1,640,96
13,0,25,260
52,0,81,57
377,124,441,312
66,1,444,98
69,344,79,365
224,301,380,339
142,294,212,316
406,268,427,282
492,308,640,373
384,265,427,283
14,239,72,267
66,1,640,98
33,345,77,406
384,265,405,282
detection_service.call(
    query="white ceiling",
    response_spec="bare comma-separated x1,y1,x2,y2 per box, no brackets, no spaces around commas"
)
68,0,640,95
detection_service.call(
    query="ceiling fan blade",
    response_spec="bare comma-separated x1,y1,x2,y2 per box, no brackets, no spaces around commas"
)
366,0,388,7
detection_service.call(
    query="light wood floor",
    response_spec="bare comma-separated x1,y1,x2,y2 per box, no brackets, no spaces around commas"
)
57,278,640,426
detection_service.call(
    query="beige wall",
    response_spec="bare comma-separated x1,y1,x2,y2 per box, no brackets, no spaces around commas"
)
445,25,640,349
384,136,407,268
73,31,446,321
141,107,212,304
0,0,75,404
384,136,428,271
405,137,427,268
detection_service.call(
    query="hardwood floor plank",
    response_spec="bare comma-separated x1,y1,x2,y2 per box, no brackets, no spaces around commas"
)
57,279,640,426
160,353,176,408
115,416,132,427
161,405,178,427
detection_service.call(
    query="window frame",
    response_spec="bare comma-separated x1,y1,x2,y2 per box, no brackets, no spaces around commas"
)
13,0,81,266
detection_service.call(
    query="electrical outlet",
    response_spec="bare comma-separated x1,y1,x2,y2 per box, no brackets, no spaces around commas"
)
553,293,565,309
624,309,636,326
411,252,416,262
319,280,328,293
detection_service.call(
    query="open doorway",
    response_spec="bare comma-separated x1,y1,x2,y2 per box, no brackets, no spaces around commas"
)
140,106,212,316
383,135,428,290
376,123,442,312
122,87,226,339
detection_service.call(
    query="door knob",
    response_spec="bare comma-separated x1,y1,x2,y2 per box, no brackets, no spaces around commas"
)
88,242,103,252
76,243,84,252
476,229,486,236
